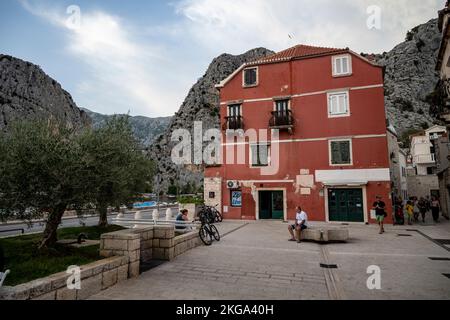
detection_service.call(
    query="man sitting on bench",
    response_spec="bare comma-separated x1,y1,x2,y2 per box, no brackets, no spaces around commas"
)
288,206,308,243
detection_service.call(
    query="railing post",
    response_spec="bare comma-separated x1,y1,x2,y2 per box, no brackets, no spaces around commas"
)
165,208,173,221
152,209,159,224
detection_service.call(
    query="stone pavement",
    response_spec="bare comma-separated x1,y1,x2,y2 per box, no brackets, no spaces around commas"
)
91,219,450,300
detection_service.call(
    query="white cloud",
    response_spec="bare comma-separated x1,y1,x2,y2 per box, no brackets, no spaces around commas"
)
175,0,444,54
18,0,187,117
17,0,445,117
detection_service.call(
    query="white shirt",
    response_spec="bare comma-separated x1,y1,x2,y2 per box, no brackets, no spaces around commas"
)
296,211,308,226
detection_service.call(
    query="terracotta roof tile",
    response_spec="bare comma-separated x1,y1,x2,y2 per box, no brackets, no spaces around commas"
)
248,44,348,65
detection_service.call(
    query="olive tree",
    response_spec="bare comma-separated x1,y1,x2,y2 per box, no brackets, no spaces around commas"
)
0,121,87,248
78,116,155,227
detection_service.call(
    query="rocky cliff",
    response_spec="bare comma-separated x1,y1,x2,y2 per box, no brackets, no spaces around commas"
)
81,108,171,146
0,54,90,131
148,48,274,193
365,18,442,135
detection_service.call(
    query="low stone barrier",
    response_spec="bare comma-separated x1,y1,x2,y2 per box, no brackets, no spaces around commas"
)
100,225,201,263
0,256,128,300
0,225,201,301
300,227,349,243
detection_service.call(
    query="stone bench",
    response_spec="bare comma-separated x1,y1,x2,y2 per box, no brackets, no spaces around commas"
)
300,227,349,243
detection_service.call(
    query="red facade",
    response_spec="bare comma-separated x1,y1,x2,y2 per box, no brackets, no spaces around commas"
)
204,45,392,224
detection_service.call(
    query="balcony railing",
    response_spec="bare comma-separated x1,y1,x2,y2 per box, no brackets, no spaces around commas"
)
269,110,294,133
413,153,436,164
223,116,244,130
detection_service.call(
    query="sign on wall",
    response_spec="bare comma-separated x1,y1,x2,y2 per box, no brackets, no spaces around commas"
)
231,191,242,207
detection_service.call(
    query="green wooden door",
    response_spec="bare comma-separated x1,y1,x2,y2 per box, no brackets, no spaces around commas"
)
271,191,284,219
259,191,271,219
328,189,364,222
259,191,284,219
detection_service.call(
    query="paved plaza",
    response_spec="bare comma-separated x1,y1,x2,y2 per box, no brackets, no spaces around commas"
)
91,219,450,300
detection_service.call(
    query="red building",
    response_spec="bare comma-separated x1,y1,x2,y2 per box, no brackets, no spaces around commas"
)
204,44,392,224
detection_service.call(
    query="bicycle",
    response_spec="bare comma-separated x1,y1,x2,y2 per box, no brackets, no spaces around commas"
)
198,218,220,246
199,204,223,224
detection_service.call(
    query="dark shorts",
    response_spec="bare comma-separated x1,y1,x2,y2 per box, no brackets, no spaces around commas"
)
291,224,307,231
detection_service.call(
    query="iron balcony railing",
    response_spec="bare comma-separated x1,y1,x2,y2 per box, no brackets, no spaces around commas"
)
269,110,294,129
223,116,244,130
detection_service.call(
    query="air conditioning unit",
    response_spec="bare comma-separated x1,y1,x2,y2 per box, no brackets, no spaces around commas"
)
226,180,240,189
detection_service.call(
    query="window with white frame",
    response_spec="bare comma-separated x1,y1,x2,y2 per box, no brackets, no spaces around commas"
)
327,91,349,117
332,55,352,76
250,143,270,167
329,140,352,165
243,67,258,87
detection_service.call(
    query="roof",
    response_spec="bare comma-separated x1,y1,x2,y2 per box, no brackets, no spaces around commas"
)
216,44,381,88
387,124,398,137
247,44,348,65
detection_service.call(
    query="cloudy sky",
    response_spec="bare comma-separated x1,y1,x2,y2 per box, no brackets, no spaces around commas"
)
0,0,445,117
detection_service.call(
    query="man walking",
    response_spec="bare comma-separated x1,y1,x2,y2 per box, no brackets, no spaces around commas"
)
373,196,386,234
288,206,308,243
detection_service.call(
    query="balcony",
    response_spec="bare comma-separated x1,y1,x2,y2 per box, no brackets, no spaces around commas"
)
413,153,436,164
269,110,294,134
429,78,450,123
223,116,244,131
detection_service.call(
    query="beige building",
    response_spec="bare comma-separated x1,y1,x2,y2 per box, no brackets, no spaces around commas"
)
387,125,408,201
407,126,446,200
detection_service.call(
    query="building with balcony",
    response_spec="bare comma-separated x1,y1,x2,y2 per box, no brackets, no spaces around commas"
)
433,1,450,219
407,125,446,200
204,44,392,224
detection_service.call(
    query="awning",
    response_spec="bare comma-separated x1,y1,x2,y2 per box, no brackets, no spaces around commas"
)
321,180,368,187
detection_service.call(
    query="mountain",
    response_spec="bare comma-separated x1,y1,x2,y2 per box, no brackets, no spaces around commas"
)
148,48,275,193
363,18,442,136
81,108,171,146
0,54,90,131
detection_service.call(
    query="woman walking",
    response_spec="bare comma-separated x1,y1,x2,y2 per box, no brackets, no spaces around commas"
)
430,197,441,223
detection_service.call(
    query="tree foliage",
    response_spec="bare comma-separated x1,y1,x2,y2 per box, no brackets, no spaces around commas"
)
78,116,155,226
0,117,155,248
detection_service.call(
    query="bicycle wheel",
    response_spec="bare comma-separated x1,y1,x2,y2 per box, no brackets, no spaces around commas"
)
210,224,220,241
199,225,213,246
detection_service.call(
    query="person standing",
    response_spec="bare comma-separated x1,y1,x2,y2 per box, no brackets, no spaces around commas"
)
373,196,386,234
405,200,414,225
430,197,441,223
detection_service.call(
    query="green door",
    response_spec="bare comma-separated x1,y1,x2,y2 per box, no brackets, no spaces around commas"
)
271,191,284,219
259,191,284,219
259,191,271,219
328,189,364,222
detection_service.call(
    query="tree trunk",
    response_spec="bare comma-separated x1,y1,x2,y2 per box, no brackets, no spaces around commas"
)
98,205,108,228
39,204,66,249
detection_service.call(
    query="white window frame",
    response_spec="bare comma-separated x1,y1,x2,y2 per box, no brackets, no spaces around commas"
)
242,66,259,88
332,54,352,77
327,90,350,118
328,139,353,166
249,143,270,168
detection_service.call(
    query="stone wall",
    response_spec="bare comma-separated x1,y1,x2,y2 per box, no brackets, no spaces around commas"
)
406,174,439,199
0,225,201,301
0,256,128,300
100,225,201,263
